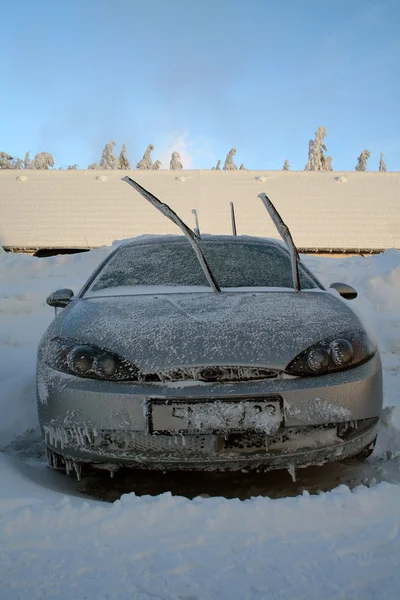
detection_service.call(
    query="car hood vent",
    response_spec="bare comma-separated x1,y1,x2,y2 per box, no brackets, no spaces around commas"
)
143,366,279,383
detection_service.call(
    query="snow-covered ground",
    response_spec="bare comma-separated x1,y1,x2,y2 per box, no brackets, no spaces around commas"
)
1,243,400,599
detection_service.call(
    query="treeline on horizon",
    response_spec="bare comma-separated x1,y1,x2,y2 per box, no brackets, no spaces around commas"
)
0,127,390,173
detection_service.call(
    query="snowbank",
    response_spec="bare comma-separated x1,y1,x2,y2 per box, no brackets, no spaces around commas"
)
0,472,399,599
1,243,400,598
0,246,112,445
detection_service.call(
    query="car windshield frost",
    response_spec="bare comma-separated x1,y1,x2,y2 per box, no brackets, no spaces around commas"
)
89,240,318,293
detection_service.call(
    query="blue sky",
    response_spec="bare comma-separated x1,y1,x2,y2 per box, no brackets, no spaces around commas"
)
1,0,399,171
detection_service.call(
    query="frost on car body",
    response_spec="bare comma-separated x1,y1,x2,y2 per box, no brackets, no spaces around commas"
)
36,180,382,478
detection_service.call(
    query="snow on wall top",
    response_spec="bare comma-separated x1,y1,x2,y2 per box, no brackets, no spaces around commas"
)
0,169,399,250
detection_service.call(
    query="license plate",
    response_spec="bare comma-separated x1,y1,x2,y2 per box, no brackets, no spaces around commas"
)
147,398,283,435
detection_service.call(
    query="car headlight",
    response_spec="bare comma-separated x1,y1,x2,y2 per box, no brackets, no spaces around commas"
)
41,337,140,381
285,330,376,376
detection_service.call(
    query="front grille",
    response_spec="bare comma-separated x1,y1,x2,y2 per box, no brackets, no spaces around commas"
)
143,366,279,383
93,431,217,454
46,428,219,455
224,432,266,451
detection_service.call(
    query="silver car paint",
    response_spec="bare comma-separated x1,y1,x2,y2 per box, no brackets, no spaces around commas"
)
37,352,382,469
44,290,366,373
38,352,382,426
36,236,383,471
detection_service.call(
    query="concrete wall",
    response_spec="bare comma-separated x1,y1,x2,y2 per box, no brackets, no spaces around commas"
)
0,170,399,251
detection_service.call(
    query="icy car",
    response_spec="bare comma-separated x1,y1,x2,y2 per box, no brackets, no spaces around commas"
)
36,178,382,480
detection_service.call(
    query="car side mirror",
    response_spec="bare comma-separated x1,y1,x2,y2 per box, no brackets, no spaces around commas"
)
329,282,357,300
46,288,74,308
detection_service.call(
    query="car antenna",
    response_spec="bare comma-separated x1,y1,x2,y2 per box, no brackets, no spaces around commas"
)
258,192,301,292
191,208,201,238
122,176,221,292
230,202,237,236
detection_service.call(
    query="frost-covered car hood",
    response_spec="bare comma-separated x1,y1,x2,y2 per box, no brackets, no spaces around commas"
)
44,290,365,373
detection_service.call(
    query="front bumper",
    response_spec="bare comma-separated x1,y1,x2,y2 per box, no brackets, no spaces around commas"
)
37,353,382,471
45,418,379,472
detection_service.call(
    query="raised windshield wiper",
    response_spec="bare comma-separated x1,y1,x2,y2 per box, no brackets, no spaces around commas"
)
258,192,301,291
122,176,221,292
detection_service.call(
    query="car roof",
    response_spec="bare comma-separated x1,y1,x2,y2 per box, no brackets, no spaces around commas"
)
118,234,287,250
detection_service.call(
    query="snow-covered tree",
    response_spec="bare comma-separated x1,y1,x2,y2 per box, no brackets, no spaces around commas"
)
87,162,99,170
152,160,161,170
212,160,221,170
1,150,55,170
99,141,118,169
379,152,387,172
305,140,313,170
355,150,371,172
67,164,78,170
282,160,290,171
136,144,154,170
239,163,246,170
24,152,31,169
170,151,183,170
223,148,237,170
118,144,130,170
322,155,333,171
0,151,13,169
12,157,24,169
32,152,55,170
305,127,333,171
0,152,26,169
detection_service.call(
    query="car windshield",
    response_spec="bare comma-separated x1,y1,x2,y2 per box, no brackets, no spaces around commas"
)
88,240,318,293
